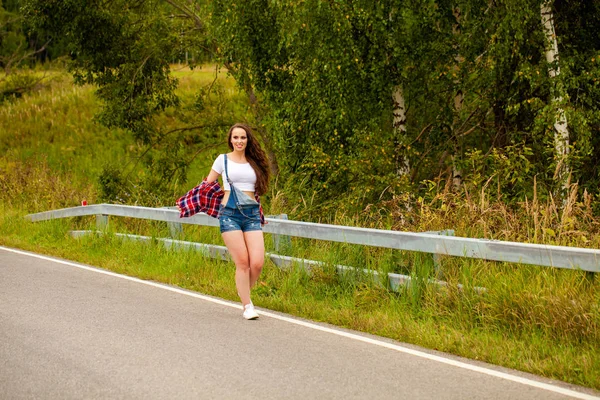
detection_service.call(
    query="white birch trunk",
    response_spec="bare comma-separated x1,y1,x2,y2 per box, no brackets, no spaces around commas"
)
392,85,412,217
392,85,410,176
541,1,570,192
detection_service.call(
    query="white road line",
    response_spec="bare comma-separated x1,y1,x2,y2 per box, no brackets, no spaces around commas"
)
2,245,598,400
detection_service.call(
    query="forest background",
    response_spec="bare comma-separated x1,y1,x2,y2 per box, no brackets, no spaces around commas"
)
5,0,600,223
1,0,600,390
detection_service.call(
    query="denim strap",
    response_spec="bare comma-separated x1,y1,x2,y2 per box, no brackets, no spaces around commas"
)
224,154,233,187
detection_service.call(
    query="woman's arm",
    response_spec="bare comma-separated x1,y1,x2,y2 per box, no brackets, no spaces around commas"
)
206,169,220,182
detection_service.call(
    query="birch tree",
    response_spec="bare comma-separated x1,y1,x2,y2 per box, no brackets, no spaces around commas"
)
392,86,410,177
540,0,570,194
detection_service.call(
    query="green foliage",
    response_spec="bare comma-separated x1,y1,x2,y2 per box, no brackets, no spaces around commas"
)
211,1,409,213
457,145,536,199
0,5,27,66
0,0,68,72
21,1,244,203
553,1,600,194
18,0,600,218
210,0,600,215
97,164,125,203
24,0,178,141
0,71,42,101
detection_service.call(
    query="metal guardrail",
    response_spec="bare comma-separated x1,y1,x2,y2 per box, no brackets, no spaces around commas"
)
26,203,600,273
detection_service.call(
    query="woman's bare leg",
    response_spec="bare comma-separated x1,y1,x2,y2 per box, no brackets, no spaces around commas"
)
244,231,265,288
222,230,252,306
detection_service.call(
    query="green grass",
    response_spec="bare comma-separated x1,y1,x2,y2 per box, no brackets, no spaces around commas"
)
0,65,599,390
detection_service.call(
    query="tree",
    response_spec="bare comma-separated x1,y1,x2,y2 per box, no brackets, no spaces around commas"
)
551,0,600,198
541,0,569,194
23,0,230,202
211,0,428,210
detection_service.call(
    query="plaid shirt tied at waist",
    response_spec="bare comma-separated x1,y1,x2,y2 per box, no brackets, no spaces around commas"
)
176,180,265,224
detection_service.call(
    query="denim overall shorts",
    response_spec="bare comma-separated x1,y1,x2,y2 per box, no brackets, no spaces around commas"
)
218,155,261,233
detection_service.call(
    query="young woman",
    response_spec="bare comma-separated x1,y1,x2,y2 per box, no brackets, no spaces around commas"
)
204,123,270,320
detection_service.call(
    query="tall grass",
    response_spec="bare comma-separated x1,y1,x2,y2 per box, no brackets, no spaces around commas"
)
0,66,598,390
383,179,600,248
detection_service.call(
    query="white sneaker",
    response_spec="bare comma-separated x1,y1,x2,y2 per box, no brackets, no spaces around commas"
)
243,304,259,320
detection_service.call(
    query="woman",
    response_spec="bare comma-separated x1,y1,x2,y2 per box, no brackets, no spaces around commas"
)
201,123,270,320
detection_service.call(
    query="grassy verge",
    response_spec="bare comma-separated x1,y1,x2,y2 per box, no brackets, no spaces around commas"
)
0,66,598,390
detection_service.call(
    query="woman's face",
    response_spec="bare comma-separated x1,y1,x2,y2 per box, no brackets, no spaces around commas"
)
230,127,248,152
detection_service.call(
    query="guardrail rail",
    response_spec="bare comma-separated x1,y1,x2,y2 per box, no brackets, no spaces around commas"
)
27,204,600,274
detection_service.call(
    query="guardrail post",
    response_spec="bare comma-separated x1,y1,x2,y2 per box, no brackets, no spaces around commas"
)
270,214,292,254
425,229,455,277
96,214,109,230
160,206,183,239
168,221,183,239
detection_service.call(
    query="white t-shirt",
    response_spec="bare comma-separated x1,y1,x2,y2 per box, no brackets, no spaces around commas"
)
211,154,257,192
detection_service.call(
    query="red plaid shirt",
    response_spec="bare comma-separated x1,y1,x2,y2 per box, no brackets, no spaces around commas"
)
176,180,265,224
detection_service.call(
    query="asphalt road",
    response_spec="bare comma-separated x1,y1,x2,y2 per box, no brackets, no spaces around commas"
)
1,246,598,400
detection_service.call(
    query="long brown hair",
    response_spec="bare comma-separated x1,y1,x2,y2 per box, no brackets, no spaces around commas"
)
227,123,270,196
